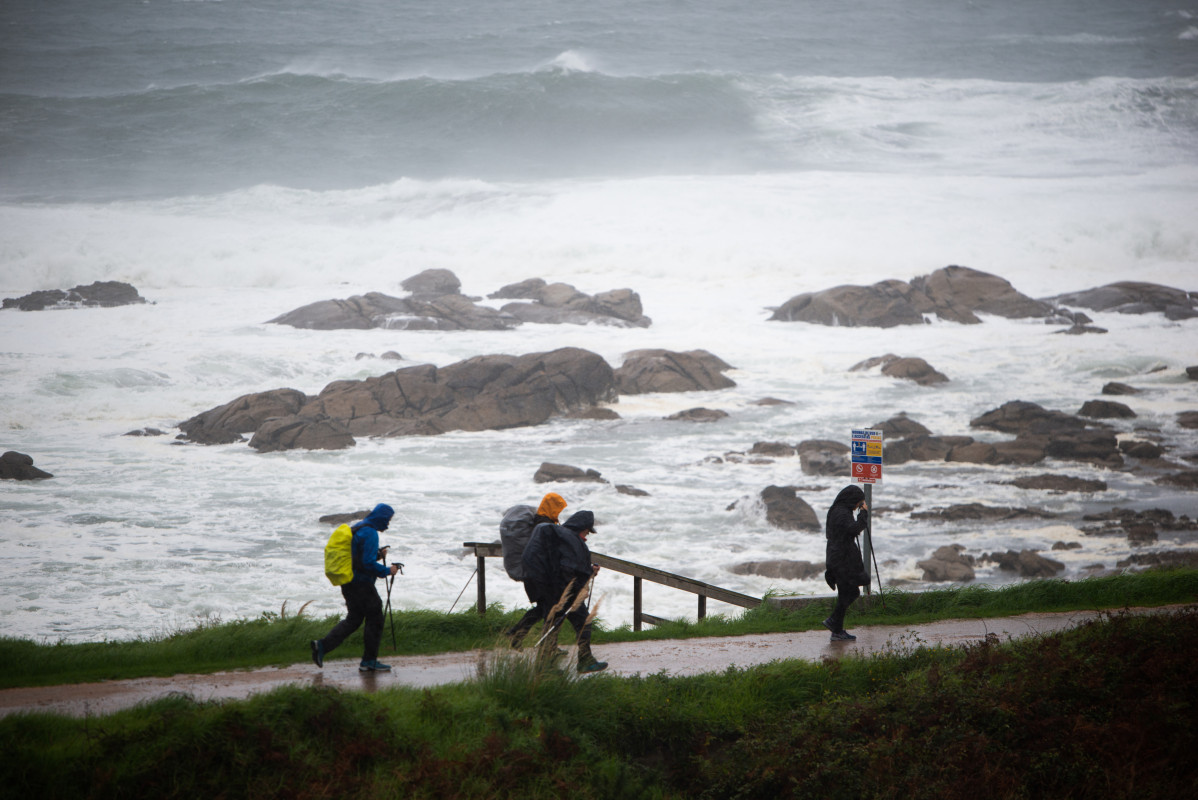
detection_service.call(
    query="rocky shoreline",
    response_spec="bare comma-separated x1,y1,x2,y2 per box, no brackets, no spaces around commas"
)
7,265,1196,590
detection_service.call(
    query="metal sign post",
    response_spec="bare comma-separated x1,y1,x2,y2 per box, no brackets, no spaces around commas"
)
851,429,883,594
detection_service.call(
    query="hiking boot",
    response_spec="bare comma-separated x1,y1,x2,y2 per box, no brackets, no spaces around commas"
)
830,630,856,641
578,657,608,674
359,659,392,672
310,640,324,668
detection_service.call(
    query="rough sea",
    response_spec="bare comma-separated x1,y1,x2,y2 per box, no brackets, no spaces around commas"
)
2,0,1196,643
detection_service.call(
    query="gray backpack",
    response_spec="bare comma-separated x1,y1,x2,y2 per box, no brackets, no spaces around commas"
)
499,505,537,580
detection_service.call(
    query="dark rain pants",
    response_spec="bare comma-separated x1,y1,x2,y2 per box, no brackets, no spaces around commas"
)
827,580,861,632
321,580,384,662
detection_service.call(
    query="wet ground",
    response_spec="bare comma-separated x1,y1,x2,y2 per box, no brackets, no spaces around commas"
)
0,608,1169,718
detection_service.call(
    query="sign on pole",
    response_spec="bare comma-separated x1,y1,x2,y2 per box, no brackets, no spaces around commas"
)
850,428,883,484
851,428,883,594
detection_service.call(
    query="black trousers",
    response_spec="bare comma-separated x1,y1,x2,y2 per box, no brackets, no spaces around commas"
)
508,582,592,647
828,580,861,632
321,580,384,662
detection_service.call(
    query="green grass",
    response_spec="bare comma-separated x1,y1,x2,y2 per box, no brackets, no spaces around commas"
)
3,605,1196,798
1,569,1195,689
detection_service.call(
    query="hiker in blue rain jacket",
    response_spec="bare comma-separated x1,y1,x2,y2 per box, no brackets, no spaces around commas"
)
310,503,400,672
520,510,608,673
822,485,870,641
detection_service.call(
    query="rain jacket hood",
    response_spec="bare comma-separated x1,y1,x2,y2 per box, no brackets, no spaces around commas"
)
831,485,865,511
356,503,394,533
562,510,595,534
536,493,567,523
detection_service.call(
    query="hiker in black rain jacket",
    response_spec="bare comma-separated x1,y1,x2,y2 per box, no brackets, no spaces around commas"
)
823,485,870,641
310,503,400,672
520,510,608,673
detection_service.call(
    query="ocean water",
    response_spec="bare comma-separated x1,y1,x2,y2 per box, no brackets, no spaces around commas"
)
1,0,1196,643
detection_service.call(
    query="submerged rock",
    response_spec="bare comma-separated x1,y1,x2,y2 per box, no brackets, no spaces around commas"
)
0,451,53,480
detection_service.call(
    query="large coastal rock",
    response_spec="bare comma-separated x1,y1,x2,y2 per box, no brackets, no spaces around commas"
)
268,290,516,331
2,281,148,311
1044,281,1197,320
179,347,618,451
494,279,652,328
0,451,53,480
614,349,735,394
769,265,1053,328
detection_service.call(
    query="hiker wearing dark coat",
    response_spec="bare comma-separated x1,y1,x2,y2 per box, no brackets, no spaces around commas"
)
310,503,400,672
823,485,870,641
506,492,568,647
520,509,608,673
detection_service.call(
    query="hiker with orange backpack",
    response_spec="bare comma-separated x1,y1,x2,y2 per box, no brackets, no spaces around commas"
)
311,503,400,672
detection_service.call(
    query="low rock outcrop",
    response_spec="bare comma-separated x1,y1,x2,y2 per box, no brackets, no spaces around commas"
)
1079,507,1198,541
797,440,849,476
0,451,53,480
1044,281,1198,320
493,279,652,328
614,349,735,394
982,549,1066,578
3,281,148,311
916,544,976,582
730,559,824,580
1004,474,1108,493
1079,400,1135,419
268,290,516,331
850,355,948,386
533,462,609,484
911,504,1055,523
769,266,1053,328
665,408,728,423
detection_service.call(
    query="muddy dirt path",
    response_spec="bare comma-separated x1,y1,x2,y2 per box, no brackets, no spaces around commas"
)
0,608,1169,718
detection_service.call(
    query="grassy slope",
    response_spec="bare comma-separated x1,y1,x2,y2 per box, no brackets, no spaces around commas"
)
2,600,1196,798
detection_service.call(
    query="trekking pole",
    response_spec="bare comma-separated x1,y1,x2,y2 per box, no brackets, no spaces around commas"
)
864,511,887,610
448,567,478,614
385,562,403,651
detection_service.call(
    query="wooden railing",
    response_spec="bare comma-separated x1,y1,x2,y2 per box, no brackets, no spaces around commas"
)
461,542,761,632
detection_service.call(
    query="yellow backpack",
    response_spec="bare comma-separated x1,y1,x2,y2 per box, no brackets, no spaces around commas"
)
323,524,356,586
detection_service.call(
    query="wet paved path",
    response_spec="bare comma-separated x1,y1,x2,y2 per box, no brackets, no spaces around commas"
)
0,607,1169,718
